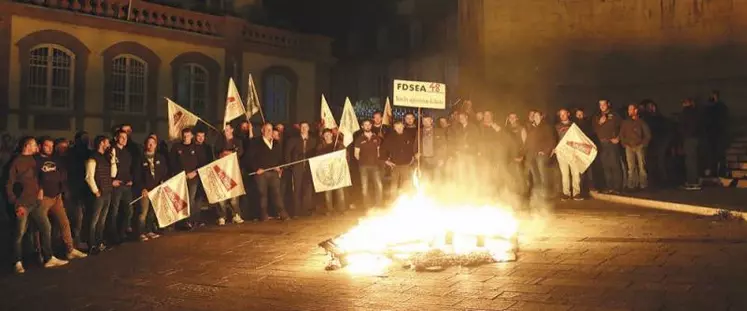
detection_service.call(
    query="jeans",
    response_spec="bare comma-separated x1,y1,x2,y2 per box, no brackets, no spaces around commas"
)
110,185,133,239
527,154,550,196
684,137,700,185
217,197,241,219
187,178,202,222
389,165,412,200
599,141,623,191
291,166,314,216
255,171,288,220
557,157,581,196
625,145,648,189
138,197,157,234
89,192,112,247
13,201,53,262
42,195,75,252
65,188,87,247
359,165,383,208
324,189,346,213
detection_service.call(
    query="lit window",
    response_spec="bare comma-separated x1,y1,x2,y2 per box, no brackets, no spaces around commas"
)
28,45,74,109
177,63,208,115
263,74,291,122
111,55,147,113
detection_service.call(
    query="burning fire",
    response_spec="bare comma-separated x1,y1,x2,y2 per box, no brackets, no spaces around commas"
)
320,175,520,274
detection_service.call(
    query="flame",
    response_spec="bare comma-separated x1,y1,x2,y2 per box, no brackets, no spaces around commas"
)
328,174,519,275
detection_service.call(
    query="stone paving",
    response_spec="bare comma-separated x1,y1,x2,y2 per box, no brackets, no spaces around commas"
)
1,201,747,311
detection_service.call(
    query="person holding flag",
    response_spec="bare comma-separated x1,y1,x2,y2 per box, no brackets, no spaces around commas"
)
285,122,318,217
555,108,583,201
250,123,290,221
134,136,167,241
317,129,347,215
169,128,203,229
213,123,245,225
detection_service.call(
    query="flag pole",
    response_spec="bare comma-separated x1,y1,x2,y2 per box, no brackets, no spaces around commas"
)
247,158,311,176
417,107,422,178
127,0,134,21
252,80,266,124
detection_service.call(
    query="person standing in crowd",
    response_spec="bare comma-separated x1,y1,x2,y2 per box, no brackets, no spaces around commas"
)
525,111,556,198
134,136,165,242
593,99,623,194
479,111,503,172
437,117,450,131
372,111,390,138
8,137,68,273
238,120,255,217
620,103,652,191
37,137,88,259
354,120,384,209
449,111,481,183
170,128,203,229
119,123,142,164
643,101,672,187
420,116,447,182
703,90,730,177
85,135,116,254
573,108,595,192
403,112,418,141
285,122,317,217
195,129,214,166
214,123,245,225
250,123,290,221
110,130,134,243
68,131,91,249
380,121,416,200
680,98,702,190
317,129,347,214
555,109,582,201
504,112,528,196
273,127,292,214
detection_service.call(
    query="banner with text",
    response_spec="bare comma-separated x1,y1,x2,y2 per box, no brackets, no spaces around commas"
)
198,152,246,204
309,150,352,193
555,123,598,174
392,79,446,109
148,171,191,228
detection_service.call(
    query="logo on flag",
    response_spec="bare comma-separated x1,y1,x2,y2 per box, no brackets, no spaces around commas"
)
339,97,360,147
309,150,352,193
246,74,261,118
198,153,246,204
224,77,246,125
321,94,338,129
148,171,190,228
555,123,598,174
167,99,199,140
383,97,393,126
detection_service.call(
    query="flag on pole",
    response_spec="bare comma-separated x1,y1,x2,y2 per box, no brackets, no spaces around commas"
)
197,153,246,204
554,123,598,174
224,78,246,125
339,97,360,147
148,171,190,228
246,74,261,119
167,99,199,140
309,150,352,193
383,97,393,126
321,94,337,129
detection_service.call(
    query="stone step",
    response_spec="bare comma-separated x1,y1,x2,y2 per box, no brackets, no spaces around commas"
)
731,170,747,179
738,180,747,188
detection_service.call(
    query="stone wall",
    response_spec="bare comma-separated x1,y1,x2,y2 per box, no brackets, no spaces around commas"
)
463,0,747,118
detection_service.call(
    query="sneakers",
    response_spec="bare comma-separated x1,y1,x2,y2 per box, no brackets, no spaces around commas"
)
217,217,226,226
572,195,584,201
44,256,69,268
232,214,244,224
146,232,160,239
560,194,571,201
14,261,25,274
139,234,149,242
681,184,702,191
67,249,88,260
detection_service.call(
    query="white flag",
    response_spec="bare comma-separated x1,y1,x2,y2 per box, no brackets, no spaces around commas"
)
197,153,246,204
224,78,246,125
167,99,199,140
383,97,393,126
309,150,352,193
246,74,261,118
148,171,191,228
555,123,598,174
321,94,337,129
339,97,360,147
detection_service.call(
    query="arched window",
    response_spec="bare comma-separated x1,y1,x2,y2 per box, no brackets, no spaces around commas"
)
27,44,75,109
111,55,147,113
263,74,291,122
176,63,208,115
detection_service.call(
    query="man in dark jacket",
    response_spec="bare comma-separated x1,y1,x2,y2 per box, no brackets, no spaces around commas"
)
643,101,673,186
525,111,557,197
169,128,202,229
134,136,167,241
593,99,623,193
380,121,417,200
85,135,115,254
680,98,702,190
110,130,135,243
620,104,652,191
354,120,384,208
284,122,317,216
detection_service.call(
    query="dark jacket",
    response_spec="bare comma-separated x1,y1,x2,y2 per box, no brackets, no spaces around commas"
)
214,136,244,159
354,133,383,166
135,152,168,193
249,137,284,171
619,118,652,147
525,123,557,156
448,123,481,157
592,110,621,141
36,155,69,198
113,145,134,184
6,155,39,206
285,135,318,164
195,143,214,166
680,105,702,139
380,133,416,166
555,121,573,141
170,142,199,175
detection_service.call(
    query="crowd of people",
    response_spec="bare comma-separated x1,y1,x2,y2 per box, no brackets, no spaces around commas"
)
0,90,730,274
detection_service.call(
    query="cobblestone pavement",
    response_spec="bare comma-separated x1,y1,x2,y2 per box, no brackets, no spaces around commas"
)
2,201,747,311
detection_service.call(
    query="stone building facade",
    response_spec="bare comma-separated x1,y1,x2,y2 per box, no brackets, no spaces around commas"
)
0,0,334,140
459,0,747,116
